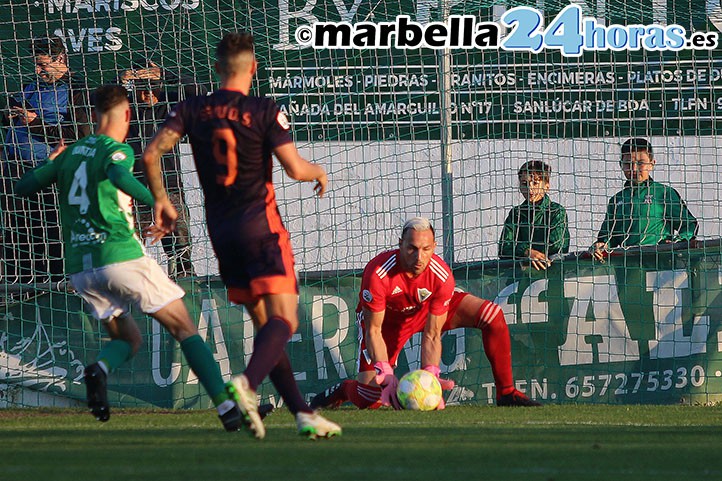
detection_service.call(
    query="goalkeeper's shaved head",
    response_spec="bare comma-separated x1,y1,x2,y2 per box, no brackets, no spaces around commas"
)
216,32,256,77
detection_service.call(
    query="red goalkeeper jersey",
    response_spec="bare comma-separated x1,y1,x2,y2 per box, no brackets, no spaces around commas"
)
357,249,455,323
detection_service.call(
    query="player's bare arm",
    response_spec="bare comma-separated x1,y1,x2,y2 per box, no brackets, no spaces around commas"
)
363,307,388,364
421,312,447,368
358,307,388,385
273,142,327,197
142,127,182,236
142,127,181,200
363,305,402,409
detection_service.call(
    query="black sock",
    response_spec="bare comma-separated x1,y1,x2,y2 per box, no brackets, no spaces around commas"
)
244,316,291,390
269,352,312,415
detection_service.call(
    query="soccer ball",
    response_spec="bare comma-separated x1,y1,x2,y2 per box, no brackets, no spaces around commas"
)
396,369,442,411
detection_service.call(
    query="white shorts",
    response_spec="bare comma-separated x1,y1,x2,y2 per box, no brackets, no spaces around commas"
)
69,256,185,321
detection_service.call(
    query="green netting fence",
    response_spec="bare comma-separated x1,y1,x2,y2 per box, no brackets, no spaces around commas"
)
1,0,722,407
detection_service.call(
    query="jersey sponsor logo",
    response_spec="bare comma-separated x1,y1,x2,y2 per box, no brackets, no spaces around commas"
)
388,303,419,314
362,289,373,302
391,285,403,296
417,288,432,303
443,298,451,307
111,151,127,162
644,195,654,204
70,219,108,247
276,111,290,130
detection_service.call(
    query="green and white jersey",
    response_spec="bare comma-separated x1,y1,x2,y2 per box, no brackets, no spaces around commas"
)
596,178,698,248
49,134,145,273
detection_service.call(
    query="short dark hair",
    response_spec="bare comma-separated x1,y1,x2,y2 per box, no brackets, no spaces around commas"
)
93,84,129,113
216,32,255,73
217,32,254,57
32,36,66,58
518,160,551,182
621,138,653,158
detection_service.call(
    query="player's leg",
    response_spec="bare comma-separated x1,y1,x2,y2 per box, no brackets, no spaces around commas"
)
241,293,339,438
310,375,383,410
84,312,141,422
221,228,339,437
98,313,142,370
449,293,541,406
235,293,340,438
349,370,384,409
149,297,243,431
242,292,299,390
223,230,299,396
99,257,241,429
221,294,288,439
70,269,139,422
312,314,406,410
266,349,342,439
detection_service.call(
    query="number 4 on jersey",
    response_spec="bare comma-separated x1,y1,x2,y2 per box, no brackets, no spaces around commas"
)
69,161,90,214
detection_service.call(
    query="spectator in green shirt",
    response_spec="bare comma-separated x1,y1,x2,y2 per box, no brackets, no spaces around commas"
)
499,160,570,270
591,138,698,261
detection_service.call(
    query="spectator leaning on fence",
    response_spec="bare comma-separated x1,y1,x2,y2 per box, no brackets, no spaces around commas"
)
0,36,90,284
591,138,698,261
498,160,570,271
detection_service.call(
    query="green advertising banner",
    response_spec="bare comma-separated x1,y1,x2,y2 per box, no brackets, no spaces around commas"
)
2,244,722,408
1,1,720,139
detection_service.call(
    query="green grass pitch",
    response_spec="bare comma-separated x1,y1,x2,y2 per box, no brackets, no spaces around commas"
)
2,405,722,481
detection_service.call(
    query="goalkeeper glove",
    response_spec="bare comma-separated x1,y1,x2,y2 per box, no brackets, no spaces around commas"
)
374,361,401,410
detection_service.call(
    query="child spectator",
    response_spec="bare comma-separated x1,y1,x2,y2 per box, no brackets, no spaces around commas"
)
499,160,570,270
591,138,698,260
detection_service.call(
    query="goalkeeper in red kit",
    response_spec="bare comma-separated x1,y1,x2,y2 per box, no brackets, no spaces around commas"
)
311,217,541,409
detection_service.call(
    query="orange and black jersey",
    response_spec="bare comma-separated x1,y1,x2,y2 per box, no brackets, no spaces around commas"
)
162,89,292,223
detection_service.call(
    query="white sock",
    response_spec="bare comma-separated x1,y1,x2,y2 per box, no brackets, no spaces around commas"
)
217,399,236,416
97,360,109,376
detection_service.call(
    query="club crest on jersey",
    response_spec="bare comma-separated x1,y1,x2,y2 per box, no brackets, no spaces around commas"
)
417,288,432,303
391,286,403,296
362,289,373,303
276,111,290,130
